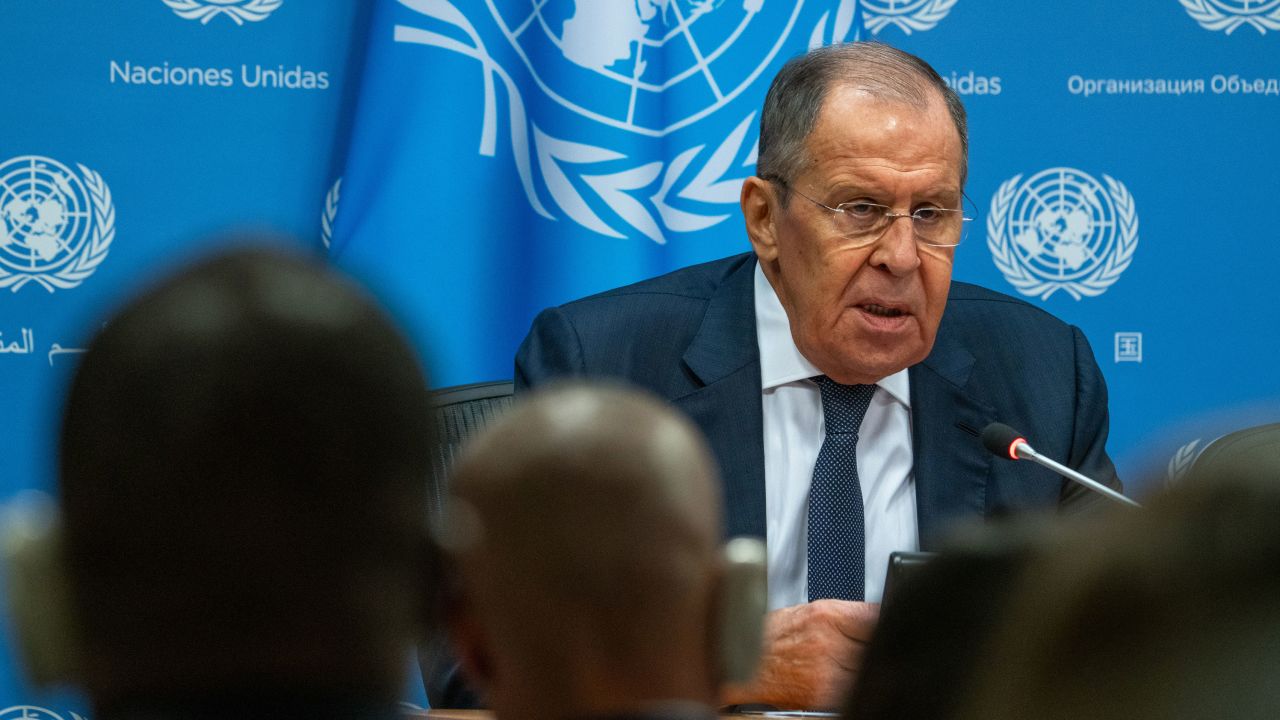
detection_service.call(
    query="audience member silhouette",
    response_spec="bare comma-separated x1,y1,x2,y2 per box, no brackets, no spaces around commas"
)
959,445,1280,720
440,383,766,720
7,248,437,720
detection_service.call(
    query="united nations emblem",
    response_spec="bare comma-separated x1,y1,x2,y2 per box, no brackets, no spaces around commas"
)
162,0,282,25
861,0,959,35
392,1,956,244
395,1,911,243
0,706,86,720
1179,0,1280,34
987,168,1138,301
394,0,806,243
0,156,114,293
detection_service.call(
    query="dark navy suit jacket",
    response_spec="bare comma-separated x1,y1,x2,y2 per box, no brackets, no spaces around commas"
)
516,253,1120,547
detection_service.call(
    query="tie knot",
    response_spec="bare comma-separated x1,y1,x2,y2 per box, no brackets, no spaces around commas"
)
815,376,876,435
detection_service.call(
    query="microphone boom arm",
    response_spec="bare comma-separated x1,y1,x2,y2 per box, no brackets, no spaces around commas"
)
1013,441,1141,508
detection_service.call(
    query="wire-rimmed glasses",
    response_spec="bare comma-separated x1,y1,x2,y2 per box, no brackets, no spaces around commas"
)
763,174,972,248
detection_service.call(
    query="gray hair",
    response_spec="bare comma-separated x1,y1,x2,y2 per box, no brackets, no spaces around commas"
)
756,41,968,198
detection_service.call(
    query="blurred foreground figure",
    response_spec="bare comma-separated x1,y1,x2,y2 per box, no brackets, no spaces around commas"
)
959,443,1280,720
1186,421,1280,480
441,384,766,720
4,248,436,719
843,521,1047,720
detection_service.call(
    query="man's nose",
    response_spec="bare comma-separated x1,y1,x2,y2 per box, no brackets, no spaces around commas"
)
869,215,922,276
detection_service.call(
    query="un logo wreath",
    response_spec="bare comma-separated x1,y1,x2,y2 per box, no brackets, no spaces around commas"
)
0,159,114,293
163,0,283,25
862,0,960,35
1179,0,1280,34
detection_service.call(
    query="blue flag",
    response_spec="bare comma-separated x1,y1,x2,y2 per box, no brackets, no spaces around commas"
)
330,0,866,385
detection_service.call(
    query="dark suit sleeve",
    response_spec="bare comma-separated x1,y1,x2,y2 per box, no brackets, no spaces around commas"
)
515,306,586,391
1060,325,1122,510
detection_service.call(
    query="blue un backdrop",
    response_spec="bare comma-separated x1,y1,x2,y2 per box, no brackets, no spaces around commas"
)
3,0,1280,714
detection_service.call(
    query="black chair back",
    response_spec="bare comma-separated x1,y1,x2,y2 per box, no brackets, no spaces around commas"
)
421,380,513,709
428,380,515,516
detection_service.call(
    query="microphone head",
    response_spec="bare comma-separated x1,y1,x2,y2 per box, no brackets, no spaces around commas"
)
982,422,1026,460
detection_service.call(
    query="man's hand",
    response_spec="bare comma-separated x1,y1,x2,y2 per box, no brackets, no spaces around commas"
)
722,600,880,710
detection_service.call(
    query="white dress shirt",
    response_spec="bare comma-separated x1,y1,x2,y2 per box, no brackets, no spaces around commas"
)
754,263,919,608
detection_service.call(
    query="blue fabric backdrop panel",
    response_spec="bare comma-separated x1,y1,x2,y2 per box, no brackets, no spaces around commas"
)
4,0,1280,713
0,1,374,712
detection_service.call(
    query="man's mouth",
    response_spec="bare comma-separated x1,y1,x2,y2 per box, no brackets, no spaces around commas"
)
859,303,907,318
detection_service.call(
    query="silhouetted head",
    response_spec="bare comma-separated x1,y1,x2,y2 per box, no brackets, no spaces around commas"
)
443,383,732,720
57,247,435,711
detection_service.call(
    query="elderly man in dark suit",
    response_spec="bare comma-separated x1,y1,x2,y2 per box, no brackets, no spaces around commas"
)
516,41,1120,710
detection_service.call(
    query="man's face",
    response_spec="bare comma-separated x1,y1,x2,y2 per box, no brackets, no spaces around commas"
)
747,85,964,385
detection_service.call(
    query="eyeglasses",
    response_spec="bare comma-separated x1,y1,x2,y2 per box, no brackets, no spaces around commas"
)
763,175,972,248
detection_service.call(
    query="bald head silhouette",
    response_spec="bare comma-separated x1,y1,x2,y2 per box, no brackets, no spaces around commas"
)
445,383,727,720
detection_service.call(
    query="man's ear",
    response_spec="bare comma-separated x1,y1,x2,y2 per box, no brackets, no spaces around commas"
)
1,492,82,688
741,177,780,264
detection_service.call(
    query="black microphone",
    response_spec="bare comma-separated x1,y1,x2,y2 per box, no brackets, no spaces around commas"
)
981,422,1141,508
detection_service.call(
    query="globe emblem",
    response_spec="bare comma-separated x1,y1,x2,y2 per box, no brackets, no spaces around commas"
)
0,156,93,274
1005,168,1119,283
989,167,1137,300
489,0,803,136
1205,0,1280,13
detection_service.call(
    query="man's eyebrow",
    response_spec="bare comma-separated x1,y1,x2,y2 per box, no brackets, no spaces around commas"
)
826,182,961,202
826,180,888,199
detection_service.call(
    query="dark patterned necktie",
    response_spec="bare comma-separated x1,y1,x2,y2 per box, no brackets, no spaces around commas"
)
807,376,876,602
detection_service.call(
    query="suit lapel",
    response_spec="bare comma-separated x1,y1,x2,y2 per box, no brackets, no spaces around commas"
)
674,256,766,539
909,331,995,550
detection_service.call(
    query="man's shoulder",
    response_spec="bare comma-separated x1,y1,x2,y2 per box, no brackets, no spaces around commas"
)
947,280,1054,314
945,280,1075,334
517,253,756,389
560,252,753,313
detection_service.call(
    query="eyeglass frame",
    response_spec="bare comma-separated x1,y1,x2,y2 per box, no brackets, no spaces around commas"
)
760,173,974,248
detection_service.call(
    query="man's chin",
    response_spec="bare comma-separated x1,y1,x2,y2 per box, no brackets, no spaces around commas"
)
808,345,930,385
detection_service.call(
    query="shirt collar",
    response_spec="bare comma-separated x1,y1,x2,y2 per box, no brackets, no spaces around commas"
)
753,261,911,407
